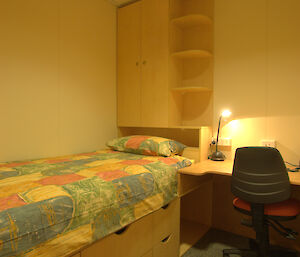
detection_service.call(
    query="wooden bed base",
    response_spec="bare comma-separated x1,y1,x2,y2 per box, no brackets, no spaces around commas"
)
69,198,180,257
67,126,211,257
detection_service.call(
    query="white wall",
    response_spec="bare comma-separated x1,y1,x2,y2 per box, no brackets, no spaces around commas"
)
214,0,300,164
0,0,117,162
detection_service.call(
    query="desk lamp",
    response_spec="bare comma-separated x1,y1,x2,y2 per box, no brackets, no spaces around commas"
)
210,110,231,161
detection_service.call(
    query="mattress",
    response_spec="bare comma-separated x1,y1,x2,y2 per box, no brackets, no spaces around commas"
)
0,149,188,257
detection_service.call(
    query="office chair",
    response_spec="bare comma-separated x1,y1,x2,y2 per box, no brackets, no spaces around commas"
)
223,147,300,257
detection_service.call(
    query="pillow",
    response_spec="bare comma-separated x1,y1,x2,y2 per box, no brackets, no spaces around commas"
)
106,135,186,157
168,155,194,169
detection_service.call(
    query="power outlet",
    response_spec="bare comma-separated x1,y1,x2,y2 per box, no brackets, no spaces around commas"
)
260,139,276,148
212,137,232,146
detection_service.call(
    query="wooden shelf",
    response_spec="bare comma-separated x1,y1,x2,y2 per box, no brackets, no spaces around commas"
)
171,14,212,28
168,125,204,129
171,50,212,59
180,219,210,256
171,86,212,94
118,125,200,129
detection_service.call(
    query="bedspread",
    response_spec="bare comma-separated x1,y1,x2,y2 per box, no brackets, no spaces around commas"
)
0,149,188,257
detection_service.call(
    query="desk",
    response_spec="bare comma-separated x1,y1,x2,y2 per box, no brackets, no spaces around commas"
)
178,160,300,256
180,160,300,185
179,160,233,177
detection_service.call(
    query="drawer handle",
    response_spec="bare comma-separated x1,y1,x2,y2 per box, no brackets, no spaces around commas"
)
115,226,129,235
161,204,169,210
161,235,171,244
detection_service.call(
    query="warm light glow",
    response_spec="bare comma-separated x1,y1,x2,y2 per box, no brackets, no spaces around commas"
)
221,110,232,118
226,120,239,132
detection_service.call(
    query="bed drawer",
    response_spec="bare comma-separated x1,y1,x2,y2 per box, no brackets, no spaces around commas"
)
81,231,117,257
153,232,179,257
153,197,180,244
82,213,153,257
115,213,153,257
141,250,153,257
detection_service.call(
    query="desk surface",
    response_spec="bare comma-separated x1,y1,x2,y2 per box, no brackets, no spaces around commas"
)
179,160,300,186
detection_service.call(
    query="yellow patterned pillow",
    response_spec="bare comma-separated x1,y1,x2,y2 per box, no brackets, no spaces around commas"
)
106,135,186,157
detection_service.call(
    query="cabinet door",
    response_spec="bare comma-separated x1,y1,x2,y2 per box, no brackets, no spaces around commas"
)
140,0,169,127
117,2,142,126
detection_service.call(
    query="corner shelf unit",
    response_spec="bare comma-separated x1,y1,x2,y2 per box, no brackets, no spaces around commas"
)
171,86,212,94
171,49,212,59
168,0,214,128
171,14,212,28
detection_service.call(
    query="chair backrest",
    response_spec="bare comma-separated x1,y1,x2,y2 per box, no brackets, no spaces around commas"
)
231,147,291,204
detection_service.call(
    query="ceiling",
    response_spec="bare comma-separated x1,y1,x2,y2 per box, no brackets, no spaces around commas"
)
107,0,137,7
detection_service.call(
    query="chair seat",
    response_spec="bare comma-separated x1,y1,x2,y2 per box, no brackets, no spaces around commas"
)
233,198,300,217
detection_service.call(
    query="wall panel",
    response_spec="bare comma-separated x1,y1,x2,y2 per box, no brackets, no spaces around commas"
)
214,0,300,163
0,0,116,162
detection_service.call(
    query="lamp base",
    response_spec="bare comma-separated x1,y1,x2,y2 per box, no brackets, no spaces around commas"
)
210,151,226,161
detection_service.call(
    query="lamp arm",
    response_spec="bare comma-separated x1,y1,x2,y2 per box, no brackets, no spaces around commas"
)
216,115,222,152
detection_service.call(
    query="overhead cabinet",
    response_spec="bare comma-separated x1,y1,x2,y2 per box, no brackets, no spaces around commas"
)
117,0,169,127
117,1,141,127
118,0,214,128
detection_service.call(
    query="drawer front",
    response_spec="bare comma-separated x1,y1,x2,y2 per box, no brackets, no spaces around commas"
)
81,232,117,257
153,232,179,257
141,250,153,257
153,197,180,244
82,213,153,257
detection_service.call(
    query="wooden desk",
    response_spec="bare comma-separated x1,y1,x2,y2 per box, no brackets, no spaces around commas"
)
180,159,300,185
178,160,300,256
179,160,233,177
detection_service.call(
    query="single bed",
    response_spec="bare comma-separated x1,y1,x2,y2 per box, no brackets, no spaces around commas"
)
0,149,190,257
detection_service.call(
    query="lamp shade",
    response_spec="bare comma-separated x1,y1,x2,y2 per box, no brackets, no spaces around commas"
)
221,110,232,118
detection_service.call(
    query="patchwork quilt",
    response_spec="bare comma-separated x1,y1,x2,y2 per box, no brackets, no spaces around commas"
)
0,149,190,257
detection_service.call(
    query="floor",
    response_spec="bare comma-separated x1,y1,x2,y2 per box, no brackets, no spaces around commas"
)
182,229,299,257
182,229,249,257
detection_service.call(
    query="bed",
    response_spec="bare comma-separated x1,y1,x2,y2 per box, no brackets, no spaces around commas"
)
0,148,190,257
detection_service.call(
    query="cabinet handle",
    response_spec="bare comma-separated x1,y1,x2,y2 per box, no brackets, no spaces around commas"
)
161,235,171,243
142,60,147,65
161,204,169,210
115,226,129,235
